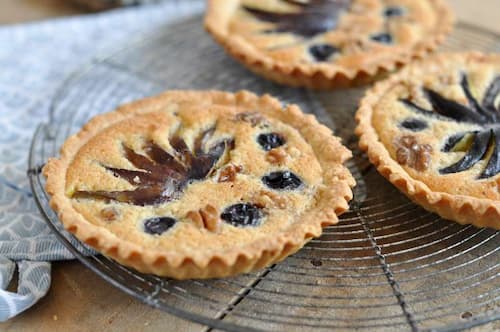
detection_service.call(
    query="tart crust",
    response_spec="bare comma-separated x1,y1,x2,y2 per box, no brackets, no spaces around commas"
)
356,52,500,229
205,0,454,89
44,90,355,279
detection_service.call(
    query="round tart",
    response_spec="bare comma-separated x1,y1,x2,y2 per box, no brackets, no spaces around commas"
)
44,90,355,279
356,52,500,229
205,0,453,89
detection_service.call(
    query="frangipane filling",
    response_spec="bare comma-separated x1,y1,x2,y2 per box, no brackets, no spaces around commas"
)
68,109,321,239
230,0,440,64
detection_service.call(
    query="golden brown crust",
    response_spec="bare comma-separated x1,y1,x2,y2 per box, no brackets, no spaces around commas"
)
44,90,355,279
356,52,500,229
205,0,454,89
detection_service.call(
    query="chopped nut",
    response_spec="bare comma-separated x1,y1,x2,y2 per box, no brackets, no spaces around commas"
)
396,147,410,165
254,190,287,209
100,207,120,222
200,204,220,232
396,135,432,171
186,210,204,228
234,112,265,127
217,164,243,182
400,135,417,147
266,148,288,164
415,144,432,171
342,39,366,54
186,204,221,232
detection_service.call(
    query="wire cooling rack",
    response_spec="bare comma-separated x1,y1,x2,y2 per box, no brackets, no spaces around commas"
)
28,12,500,331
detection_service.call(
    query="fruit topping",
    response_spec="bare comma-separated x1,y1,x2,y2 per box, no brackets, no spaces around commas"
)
483,77,500,111
442,133,469,152
401,74,500,178
244,0,351,37
384,6,403,17
257,133,286,151
220,203,264,227
144,217,177,235
262,171,303,190
73,127,234,205
371,33,392,44
400,118,428,131
479,130,500,179
440,129,496,177
402,75,500,125
309,44,340,62
395,135,432,171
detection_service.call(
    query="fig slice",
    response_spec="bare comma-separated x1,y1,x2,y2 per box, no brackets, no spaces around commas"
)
401,74,500,125
479,129,500,179
482,76,500,112
460,74,495,122
424,89,486,124
243,0,350,37
73,127,234,206
440,130,492,174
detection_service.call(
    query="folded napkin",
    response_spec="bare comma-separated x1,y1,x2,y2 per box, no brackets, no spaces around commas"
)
0,0,203,320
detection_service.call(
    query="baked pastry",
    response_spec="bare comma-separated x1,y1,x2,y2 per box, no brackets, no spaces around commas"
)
44,90,355,279
205,0,453,89
356,52,500,229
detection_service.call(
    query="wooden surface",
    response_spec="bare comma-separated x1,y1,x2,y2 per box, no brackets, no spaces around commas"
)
0,1,499,331
0,0,86,24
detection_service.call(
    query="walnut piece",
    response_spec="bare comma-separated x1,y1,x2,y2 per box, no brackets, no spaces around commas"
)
200,205,220,232
254,190,287,209
342,40,366,54
217,164,243,182
396,135,432,171
266,148,288,164
186,204,221,232
234,112,265,127
186,210,204,228
100,207,119,222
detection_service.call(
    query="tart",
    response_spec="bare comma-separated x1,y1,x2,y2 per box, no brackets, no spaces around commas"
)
356,52,500,229
44,90,355,279
205,0,454,89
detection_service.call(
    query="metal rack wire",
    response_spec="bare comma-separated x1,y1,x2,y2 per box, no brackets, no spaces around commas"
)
28,13,499,331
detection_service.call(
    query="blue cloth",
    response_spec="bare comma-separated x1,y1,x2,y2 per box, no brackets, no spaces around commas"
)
0,0,203,320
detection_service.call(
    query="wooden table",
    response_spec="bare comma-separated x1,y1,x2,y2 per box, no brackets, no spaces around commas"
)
0,1,498,331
